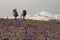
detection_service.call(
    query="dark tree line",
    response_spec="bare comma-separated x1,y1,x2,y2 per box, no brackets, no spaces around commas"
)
13,9,27,20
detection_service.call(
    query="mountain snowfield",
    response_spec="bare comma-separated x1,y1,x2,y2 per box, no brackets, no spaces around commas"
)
25,11,60,21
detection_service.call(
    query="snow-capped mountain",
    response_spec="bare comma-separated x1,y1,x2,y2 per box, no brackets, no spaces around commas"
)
26,11,60,21
3,11,60,21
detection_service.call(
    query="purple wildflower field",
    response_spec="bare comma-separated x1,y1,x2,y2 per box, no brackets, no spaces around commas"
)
0,19,60,40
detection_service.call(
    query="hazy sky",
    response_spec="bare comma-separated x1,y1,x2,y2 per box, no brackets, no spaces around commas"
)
0,0,60,17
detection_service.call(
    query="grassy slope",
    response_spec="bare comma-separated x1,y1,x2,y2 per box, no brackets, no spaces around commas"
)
0,19,60,40
20,19,60,32
1,18,60,31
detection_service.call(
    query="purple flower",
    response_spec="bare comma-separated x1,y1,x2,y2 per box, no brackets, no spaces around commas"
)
44,37,48,40
3,38,9,40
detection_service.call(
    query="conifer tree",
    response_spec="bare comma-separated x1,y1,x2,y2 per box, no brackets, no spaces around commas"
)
13,9,18,19
21,10,27,20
